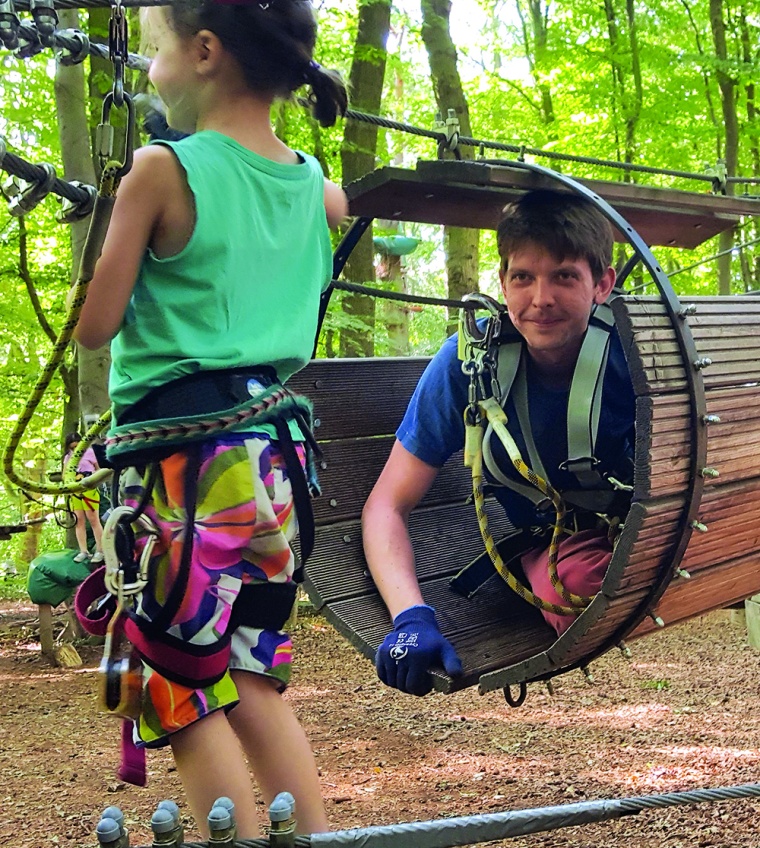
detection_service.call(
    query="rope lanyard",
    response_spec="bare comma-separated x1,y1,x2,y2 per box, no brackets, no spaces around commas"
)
457,299,596,617
2,4,134,497
464,398,593,616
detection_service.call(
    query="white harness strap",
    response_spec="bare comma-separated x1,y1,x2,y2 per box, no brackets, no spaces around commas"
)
564,301,615,488
482,300,615,501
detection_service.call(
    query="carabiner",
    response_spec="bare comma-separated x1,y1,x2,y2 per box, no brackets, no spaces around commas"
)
102,505,159,600
100,90,135,181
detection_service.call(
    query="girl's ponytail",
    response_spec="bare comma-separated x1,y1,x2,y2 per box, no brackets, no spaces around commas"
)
304,61,348,128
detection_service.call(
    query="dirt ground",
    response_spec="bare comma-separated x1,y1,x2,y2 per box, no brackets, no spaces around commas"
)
1,601,759,848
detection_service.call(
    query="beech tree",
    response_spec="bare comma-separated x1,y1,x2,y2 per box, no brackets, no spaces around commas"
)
339,0,392,357
420,0,479,326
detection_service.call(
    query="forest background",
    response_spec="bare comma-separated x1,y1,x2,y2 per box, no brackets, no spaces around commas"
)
0,0,757,593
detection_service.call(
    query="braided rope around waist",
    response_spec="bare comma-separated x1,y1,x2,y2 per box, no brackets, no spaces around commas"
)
105,386,312,463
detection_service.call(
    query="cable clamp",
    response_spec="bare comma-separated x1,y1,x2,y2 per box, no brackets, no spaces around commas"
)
704,159,727,195
2,162,57,216
53,27,90,65
435,108,461,159
30,0,57,40
15,22,44,59
0,0,20,51
56,181,97,223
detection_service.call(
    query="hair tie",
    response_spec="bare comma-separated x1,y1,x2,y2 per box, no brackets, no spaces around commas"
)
304,59,320,82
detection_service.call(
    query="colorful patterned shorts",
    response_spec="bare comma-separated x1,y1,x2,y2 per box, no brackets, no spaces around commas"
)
119,433,303,747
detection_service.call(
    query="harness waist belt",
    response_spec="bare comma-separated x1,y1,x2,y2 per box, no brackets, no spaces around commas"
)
118,366,279,426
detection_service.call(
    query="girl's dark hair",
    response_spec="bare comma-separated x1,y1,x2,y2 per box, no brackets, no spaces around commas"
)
168,0,348,127
64,432,82,449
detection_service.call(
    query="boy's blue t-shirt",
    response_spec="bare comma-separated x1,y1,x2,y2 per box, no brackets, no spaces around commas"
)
397,320,636,530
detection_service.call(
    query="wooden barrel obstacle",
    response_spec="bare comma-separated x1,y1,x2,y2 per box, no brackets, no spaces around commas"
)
289,159,760,697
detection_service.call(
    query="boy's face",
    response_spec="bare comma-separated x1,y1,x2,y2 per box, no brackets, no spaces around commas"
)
499,242,615,372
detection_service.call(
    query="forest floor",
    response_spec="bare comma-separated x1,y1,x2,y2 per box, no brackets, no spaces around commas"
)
1,600,759,848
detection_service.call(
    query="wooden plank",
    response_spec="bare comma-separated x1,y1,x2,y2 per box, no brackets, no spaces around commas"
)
305,500,514,608
613,296,760,396
322,570,556,693
640,386,760,494
287,357,430,440
345,163,759,248
477,587,653,691
312,440,473,525
630,552,760,639
552,588,652,669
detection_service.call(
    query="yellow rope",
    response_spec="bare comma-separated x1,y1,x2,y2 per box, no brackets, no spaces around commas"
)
465,397,594,616
1,164,126,496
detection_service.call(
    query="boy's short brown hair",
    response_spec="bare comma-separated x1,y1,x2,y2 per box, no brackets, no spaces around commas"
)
497,190,614,283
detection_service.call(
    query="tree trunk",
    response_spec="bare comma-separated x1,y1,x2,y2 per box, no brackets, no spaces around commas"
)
709,0,739,295
420,0,479,333
514,0,556,134
338,0,392,357
55,9,112,423
739,6,759,176
603,0,642,172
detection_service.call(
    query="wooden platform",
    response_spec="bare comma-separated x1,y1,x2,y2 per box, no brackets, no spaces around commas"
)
346,160,760,249
288,296,760,693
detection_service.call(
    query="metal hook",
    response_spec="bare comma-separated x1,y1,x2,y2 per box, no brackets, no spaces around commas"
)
108,0,128,108
503,682,527,708
99,90,136,180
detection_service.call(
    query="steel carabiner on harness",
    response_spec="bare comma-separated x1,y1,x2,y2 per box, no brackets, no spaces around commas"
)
459,292,507,407
102,505,159,602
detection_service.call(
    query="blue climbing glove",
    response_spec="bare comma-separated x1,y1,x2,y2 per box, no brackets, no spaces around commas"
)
376,604,463,696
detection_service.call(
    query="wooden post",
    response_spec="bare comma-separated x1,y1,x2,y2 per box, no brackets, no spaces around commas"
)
38,604,56,663
745,595,760,650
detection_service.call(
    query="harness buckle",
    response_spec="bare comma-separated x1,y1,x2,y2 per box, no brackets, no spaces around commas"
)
558,456,600,474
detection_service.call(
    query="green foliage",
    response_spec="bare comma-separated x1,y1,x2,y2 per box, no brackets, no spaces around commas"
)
0,50,78,573
641,678,671,691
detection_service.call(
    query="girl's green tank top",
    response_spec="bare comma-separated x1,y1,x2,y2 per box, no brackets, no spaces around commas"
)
108,130,332,437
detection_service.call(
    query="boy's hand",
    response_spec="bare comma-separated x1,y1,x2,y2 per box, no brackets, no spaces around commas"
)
375,604,462,696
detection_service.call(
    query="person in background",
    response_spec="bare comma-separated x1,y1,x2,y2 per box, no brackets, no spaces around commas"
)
63,431,104,564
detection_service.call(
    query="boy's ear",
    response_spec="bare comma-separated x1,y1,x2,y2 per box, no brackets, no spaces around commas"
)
594,266,616,304
498,262,508,300
194,29,223,75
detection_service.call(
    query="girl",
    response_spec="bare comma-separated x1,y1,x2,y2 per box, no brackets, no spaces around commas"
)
63,431,105,564
74,0,347,837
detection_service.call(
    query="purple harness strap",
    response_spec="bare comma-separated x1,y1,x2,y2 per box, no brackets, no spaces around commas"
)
74,568,146,787
119,722,146,787
73,566,112,637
